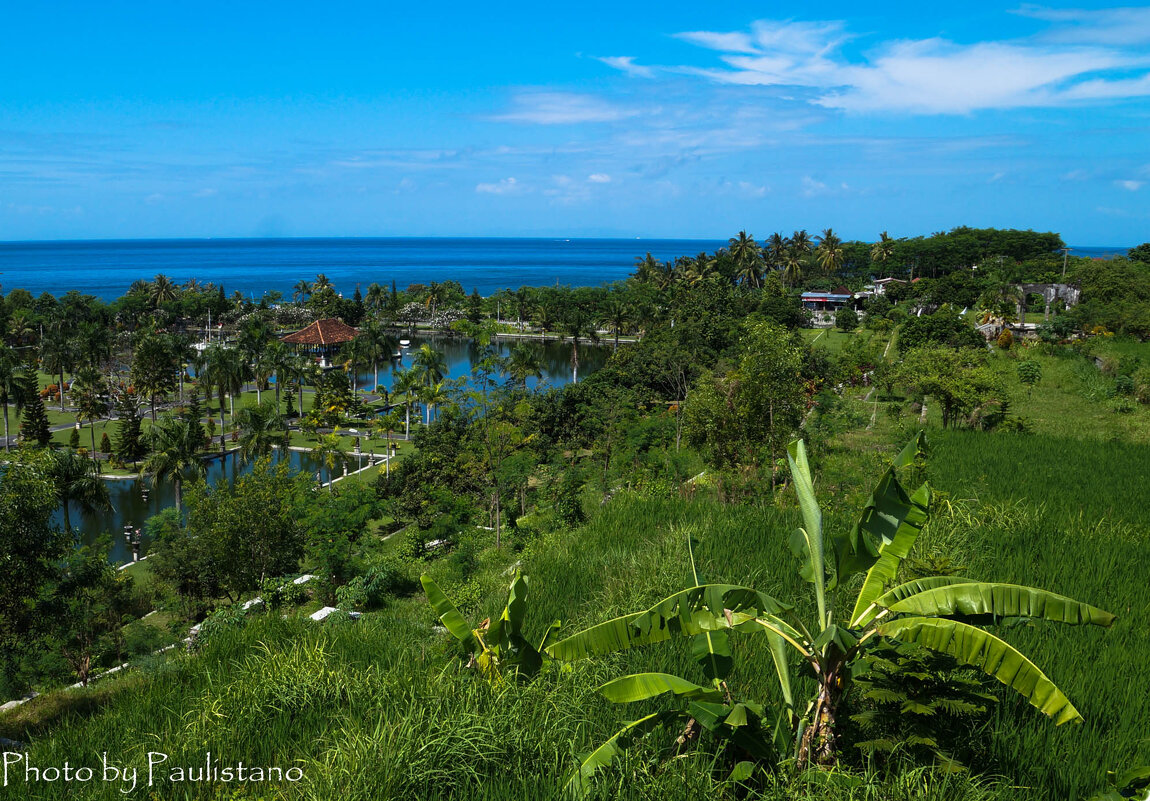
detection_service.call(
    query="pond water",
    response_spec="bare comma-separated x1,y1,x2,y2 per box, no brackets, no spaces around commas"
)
66,335,611,565
343,333,611,393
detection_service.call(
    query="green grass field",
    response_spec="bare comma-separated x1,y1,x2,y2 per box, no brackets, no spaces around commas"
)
2,421,1145,800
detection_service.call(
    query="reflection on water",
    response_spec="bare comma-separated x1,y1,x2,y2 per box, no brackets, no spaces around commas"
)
57,449,380,565
63,335,611,565
349,334,610,393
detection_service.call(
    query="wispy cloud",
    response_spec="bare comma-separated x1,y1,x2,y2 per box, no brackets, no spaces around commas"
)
1117,179,1143,190
1016,5,1150,45
597,56,654,78
587,173,611,183
491,92,639,124
475,177,524,195
669,15,1150,113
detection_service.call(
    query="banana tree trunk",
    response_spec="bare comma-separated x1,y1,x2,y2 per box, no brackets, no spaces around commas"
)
798,669,841,769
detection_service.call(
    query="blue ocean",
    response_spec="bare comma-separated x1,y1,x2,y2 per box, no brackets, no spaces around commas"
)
0,237,727,301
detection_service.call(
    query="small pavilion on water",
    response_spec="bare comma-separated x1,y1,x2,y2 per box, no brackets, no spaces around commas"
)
280,317,358,368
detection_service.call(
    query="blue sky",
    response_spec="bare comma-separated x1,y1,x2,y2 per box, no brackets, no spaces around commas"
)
2,2,1148,243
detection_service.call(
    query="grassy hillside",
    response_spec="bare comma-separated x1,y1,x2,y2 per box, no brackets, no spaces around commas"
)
2,426,1145,800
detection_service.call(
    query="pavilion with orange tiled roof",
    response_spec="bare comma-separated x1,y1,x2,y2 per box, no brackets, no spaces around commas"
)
281,317,358,367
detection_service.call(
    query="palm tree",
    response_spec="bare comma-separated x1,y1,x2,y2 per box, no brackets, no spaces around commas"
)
729,230,761,288
313,273,333,293
373,410,402,476
39,318,75,413
71,367,109,467
0,344,22,451
364,282,386,315
235,400,287,462
512,287,533,332
288,352,321,420
7,309,35,346
50,449,111,535
633,252,665,285
534,300,559,342
782,250,804,288
358,321,397,393
149,274,179,306
421,381,449,425
140,415,206,512
560,305,600,383
264,340,292,413
764,232,789,274
239,318,272,404
871,231,895,271
815,228,845,276
507,343,544,391
204,344,244,450
413,344,447,388
292,279,314,303
600,295,631,349
312,432,344,492
392,367,420,437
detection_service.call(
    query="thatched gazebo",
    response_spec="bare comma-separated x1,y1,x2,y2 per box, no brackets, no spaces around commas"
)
281,317,358,367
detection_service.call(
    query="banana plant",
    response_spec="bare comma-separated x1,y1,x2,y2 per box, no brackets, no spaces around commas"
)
558,541,784,797
546,432,1116,789
421,571,557,682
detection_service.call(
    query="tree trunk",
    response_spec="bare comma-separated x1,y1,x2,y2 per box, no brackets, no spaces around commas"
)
175,478,182,514
60,367,66,413
798,675,840,769
2,401,8,452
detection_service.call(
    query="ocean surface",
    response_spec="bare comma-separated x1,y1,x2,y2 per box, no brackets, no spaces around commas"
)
0,237,726,301
0,238,1130,301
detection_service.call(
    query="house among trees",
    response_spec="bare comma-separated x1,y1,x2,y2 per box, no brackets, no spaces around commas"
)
281,317,358,367
871,277,907,295
800,287,855,312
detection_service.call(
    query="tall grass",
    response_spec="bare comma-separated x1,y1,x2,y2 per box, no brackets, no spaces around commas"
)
1,431,1145,799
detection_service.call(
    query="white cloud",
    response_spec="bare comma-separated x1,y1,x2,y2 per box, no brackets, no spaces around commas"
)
475,177,523,195
491,92,638,124
671,16,1150,113
597,56,654,78
1117,179,1144,191
801,176,828,197
1016,5,1150,45
588,173,611,183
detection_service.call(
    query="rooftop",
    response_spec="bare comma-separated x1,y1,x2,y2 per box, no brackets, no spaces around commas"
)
281,317,358,346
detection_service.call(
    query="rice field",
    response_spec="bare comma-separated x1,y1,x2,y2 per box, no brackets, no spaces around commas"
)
1,429,1146,799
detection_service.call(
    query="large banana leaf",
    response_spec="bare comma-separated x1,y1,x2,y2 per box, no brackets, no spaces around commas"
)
786,440,827,628
546,584,787,662
598,672,723,704
486,572,529,644
876,616,1084,724
842,435,931,622
420,575,477,651
854,576,970,628
563,712,673,799
883,582,1116,627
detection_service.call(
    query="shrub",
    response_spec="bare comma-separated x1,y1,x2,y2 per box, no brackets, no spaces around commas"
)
835,306,859,332
996,328,1014,350
69,427,81,449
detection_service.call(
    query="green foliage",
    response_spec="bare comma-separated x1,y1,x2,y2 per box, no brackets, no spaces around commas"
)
68,426,81,449
846,641,995,770
835,307,859,332
898,308,985,353
21,384,52,446
1017,360,1042,396
898,348,1005,428
684,320,805,471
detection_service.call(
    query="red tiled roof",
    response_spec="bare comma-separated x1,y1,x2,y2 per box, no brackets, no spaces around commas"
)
281,318,358,346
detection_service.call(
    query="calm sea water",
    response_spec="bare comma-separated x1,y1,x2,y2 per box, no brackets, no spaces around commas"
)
0,237,726,301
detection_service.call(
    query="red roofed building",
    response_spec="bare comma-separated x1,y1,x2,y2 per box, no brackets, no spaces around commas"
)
281,317,358,366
